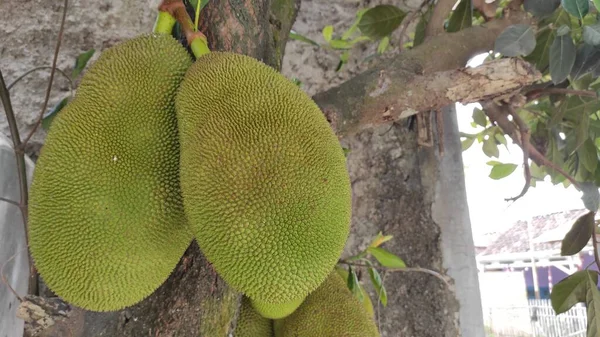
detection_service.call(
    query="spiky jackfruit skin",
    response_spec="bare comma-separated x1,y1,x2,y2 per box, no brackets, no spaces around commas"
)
250,296,304,320
274,271,380,337
28,34,194,311
335,268,375,319
175,52,351,318
236,296,274,337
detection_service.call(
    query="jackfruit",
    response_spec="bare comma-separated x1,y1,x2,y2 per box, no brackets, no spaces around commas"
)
274,270,380,337
235,296,274,337
28,33,194,311
175,52,351,319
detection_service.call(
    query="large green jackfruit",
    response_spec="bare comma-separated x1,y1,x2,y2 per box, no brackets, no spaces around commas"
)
274,270,380,337
175,52,351,319
235,296,274,337
28,34,193,311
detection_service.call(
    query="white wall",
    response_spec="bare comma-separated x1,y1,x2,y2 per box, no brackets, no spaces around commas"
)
0,134,35,337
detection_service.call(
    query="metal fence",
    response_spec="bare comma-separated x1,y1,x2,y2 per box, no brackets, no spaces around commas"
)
484,299,587,337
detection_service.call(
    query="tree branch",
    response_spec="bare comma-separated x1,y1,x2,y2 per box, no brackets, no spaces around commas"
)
482,101,581,190
425,0,455,38
340,261,452,288
526,87,599,101
20,0,68,149
315,57,541,138
0,70,37,295
473,0,497,20
8,66,73,98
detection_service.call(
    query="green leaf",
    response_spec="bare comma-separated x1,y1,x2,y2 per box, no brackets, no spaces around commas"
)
347,267,364,301
486,160,503,166
583,23,600,47
524,0,561,18
461,137,475,151
495,133,507,146
377,36,390,54
561,0,589,19
368,247,406,268
557,25,571,36
489,163,518,179
581,182,600,212
446,0,472,33
579,138,598,173
42,97,69,131
494,24,537,57
586,273,600,337
188,0,209,11
322,25,334,42
571,44,600,80
368,232,394,248
551,270,597,313
335,51,350,72
413,9,432,47
368,267,388,306
358,5,407,39
530,162,547,180
482,137,500,158
329,39,354,49
71,49,95,78
549,34,576,84
472,108,487,127
524,28,556,71
594,0,600,14
289,31,320,47
561,211,595,256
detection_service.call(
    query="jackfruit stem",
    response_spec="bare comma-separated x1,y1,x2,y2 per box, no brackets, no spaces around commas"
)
158,0,211,57
153,10,177,35
190,34,211,58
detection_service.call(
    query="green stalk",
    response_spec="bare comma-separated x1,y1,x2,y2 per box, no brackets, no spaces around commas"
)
190,35,211,58
153,10,177,35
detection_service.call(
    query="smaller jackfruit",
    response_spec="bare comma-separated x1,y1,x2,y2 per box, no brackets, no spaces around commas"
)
274,270,380,337
335,267,375,319
235,296,274,337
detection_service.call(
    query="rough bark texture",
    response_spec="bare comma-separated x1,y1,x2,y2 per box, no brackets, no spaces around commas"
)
342,123,461,336
315,57,541,138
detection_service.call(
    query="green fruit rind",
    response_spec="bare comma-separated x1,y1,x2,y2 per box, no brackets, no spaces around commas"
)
176,52,351,307
235,296,274,337
28,34,193,311
275,270,380,337
251,296,305,319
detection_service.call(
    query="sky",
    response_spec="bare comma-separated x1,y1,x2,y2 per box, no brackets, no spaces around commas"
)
458,54,586,245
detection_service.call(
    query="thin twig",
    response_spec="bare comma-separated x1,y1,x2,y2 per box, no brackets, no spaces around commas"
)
483,101,582,191
8,66,73,98
20,0,69,148
159,0,207,46
436,109,444,156
526,87,598,101
341,261,451,288
0,247,28,302
0,70,37,295
0,196,20,207
506,106,531,201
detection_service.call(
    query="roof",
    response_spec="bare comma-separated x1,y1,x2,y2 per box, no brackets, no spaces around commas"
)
479,209,591,257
